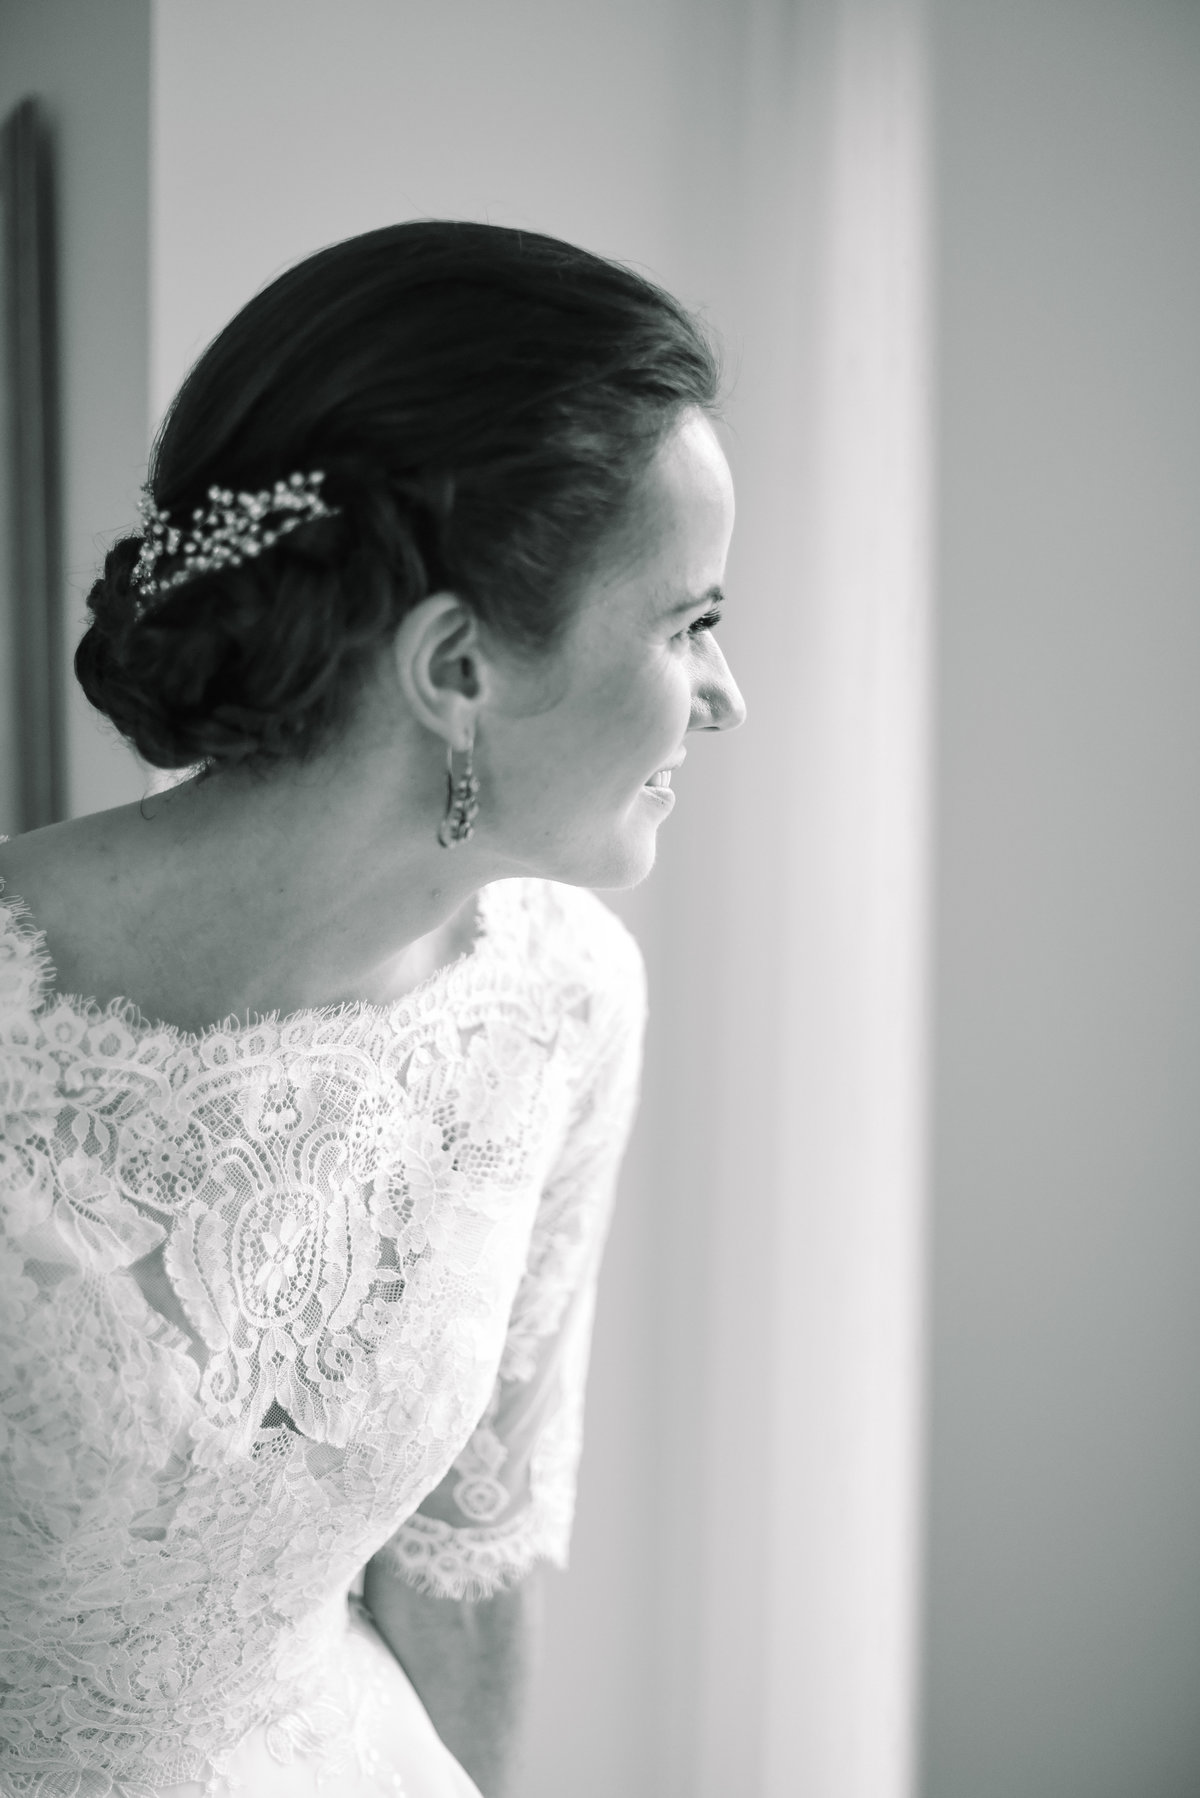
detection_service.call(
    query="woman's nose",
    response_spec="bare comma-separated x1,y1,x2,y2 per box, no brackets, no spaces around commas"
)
690,640,748,733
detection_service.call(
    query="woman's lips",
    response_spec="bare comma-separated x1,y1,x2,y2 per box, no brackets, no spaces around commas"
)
642,776,676,806
642,753,684,804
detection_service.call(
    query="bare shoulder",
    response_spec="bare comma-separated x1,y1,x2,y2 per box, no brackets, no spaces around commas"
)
0,806,138,904
0,807,154,1003
2,814,98,909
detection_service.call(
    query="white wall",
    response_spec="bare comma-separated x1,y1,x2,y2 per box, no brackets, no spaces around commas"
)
0,0,151,825
751,6,932,1789
921,2,1200,1792
151,0,703,421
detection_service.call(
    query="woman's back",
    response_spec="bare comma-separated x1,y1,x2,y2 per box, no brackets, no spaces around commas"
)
0,869,646,1796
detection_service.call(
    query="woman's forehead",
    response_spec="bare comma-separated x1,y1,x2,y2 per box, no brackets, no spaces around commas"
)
591,414,734,596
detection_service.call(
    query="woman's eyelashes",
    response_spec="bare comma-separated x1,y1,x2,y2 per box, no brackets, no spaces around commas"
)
681,607,723,640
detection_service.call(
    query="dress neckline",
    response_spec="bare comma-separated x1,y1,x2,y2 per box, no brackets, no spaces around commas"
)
0,851,503,1050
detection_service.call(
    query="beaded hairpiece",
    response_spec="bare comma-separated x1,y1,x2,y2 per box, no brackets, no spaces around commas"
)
131,470,337,608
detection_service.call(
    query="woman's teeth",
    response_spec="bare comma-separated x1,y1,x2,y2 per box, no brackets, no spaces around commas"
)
646,770,672,789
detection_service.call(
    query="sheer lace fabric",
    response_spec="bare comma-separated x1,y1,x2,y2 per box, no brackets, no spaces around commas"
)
0,876,645,1797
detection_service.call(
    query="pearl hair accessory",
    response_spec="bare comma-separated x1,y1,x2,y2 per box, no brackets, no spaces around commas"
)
131,470,337,608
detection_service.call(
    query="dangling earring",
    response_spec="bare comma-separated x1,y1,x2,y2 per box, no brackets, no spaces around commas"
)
437,735,480,848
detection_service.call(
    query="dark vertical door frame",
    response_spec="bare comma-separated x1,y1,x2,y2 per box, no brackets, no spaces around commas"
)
3,95,65,830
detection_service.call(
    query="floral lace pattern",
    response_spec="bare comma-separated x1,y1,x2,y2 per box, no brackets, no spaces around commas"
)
0,876,645,1797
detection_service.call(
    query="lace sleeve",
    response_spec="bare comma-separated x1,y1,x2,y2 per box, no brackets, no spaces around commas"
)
372,923,647,1600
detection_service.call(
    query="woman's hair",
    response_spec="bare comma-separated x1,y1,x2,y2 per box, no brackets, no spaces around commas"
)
76,220,721,771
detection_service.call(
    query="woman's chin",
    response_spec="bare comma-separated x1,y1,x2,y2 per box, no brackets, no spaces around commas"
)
541,816,663,892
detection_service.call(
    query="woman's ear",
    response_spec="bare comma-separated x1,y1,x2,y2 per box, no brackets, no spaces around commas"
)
391,591,488,747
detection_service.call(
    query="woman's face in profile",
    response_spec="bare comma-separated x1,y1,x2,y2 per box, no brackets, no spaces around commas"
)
482,405,745,890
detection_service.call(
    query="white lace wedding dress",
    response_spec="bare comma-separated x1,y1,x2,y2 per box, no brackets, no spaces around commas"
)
0,872,645,1797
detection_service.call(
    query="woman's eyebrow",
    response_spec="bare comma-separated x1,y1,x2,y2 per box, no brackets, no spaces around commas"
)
665,585,725,616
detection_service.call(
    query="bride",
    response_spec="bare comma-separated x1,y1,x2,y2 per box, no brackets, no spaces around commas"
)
0,219,744,1797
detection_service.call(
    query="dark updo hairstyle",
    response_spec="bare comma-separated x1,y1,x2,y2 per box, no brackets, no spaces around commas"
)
75,220,721,771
